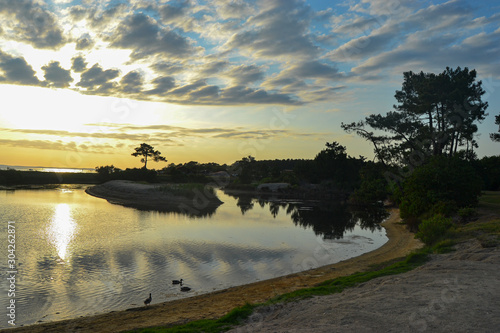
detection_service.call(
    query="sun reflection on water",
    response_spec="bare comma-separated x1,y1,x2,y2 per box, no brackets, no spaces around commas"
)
48,203,77,260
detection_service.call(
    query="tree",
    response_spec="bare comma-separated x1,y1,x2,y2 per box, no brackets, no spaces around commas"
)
491,114,500,142
95,165,121,181
314,141,365,192
342,67,488,166
131,143,167,169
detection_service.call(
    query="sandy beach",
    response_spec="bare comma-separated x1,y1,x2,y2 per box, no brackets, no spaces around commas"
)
4,208,423,332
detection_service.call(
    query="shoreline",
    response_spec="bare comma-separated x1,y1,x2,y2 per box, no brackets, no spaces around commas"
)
5,208,422,333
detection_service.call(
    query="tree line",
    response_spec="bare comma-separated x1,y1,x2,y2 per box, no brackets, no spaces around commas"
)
93,67,499,234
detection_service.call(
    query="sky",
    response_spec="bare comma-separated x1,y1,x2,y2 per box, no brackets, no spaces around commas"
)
0,0,499,170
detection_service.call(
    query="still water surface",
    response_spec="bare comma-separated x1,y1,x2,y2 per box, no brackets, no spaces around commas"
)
0,186,388,327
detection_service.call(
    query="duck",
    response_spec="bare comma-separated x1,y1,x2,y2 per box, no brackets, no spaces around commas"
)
172,279,183,285
180,286,191,292
144,293,152,306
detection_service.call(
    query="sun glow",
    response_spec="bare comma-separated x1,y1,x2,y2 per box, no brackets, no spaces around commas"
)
47,203,77,260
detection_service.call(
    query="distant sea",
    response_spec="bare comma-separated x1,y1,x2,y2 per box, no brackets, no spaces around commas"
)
0,164,95,173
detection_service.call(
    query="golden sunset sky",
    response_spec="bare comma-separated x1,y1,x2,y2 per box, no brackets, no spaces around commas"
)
0,0,499,170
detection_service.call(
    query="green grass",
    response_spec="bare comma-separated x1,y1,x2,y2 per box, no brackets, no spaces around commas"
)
156,183,216,200
478,191,500,214
268,251,429,304
130,303,255,333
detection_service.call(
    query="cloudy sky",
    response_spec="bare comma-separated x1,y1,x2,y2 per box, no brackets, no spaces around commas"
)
0,0,499,169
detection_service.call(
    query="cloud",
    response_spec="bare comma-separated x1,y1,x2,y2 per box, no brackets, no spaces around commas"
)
75,34,94,50
76,63,120,93
159,0,192,23
223,64,266,85
83,123,322,141
120,71,144,94
0,50,41,85
150,62,185,75
69,3,129,29
223,0,320,59
215,0,253,20
108,13,199,61
0,138,122,154
71,55,88,73
41,61,73,88
217,85,300,105
145,76,177,95
0,0,65,49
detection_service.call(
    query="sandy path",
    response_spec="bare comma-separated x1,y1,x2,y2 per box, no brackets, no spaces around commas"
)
229,240,500,333
4,209,422,333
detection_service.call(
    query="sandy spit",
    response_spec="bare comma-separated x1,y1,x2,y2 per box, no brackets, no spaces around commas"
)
85,180,223,213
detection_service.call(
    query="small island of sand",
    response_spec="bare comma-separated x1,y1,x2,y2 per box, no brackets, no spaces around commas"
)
85,180,223,215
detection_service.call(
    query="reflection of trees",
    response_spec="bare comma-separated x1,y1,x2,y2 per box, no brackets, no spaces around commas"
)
269,201,287,218
236,195,254,215
132,202,219,218
223,190,388,239
290,203,355,239
351,205,388,231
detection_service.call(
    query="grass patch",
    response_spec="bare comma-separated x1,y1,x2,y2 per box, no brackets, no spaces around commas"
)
156,183,217,200
130,303,255,333
268,251,429,304
478,191,500,214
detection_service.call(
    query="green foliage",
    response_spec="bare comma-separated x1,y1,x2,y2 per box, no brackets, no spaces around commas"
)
95,165,122,182
398,155,482,219
474,155,500,191
157,183,216,200
491,113,500,142
457,207,478,222
314,141,364,192
132,303,255,333
350,162,389,204
416,214,453,245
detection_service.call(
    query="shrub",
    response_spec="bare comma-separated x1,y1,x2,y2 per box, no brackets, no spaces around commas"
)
416,214,452,245
457,207,478,223
399,156,482,219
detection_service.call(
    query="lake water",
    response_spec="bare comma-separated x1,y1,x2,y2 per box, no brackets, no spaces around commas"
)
0,186,388,328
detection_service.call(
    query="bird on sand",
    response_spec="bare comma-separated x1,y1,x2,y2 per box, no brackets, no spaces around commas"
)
180,286,191,292
172,279,183,284
144,293,152,306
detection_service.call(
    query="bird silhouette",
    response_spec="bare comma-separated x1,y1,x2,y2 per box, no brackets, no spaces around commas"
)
172,279,183,285
144,293,152,306
180,286,191,292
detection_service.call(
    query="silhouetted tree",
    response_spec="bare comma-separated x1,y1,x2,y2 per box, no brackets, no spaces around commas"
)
492,114,500,142
342,67,488,166
131,143,167,169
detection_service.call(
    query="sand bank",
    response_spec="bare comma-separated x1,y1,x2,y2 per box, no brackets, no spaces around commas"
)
85,180,223,214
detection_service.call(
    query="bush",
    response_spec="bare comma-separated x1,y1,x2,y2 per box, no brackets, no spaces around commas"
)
399,156,482,219
458,207,478,223
416,214,452,245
